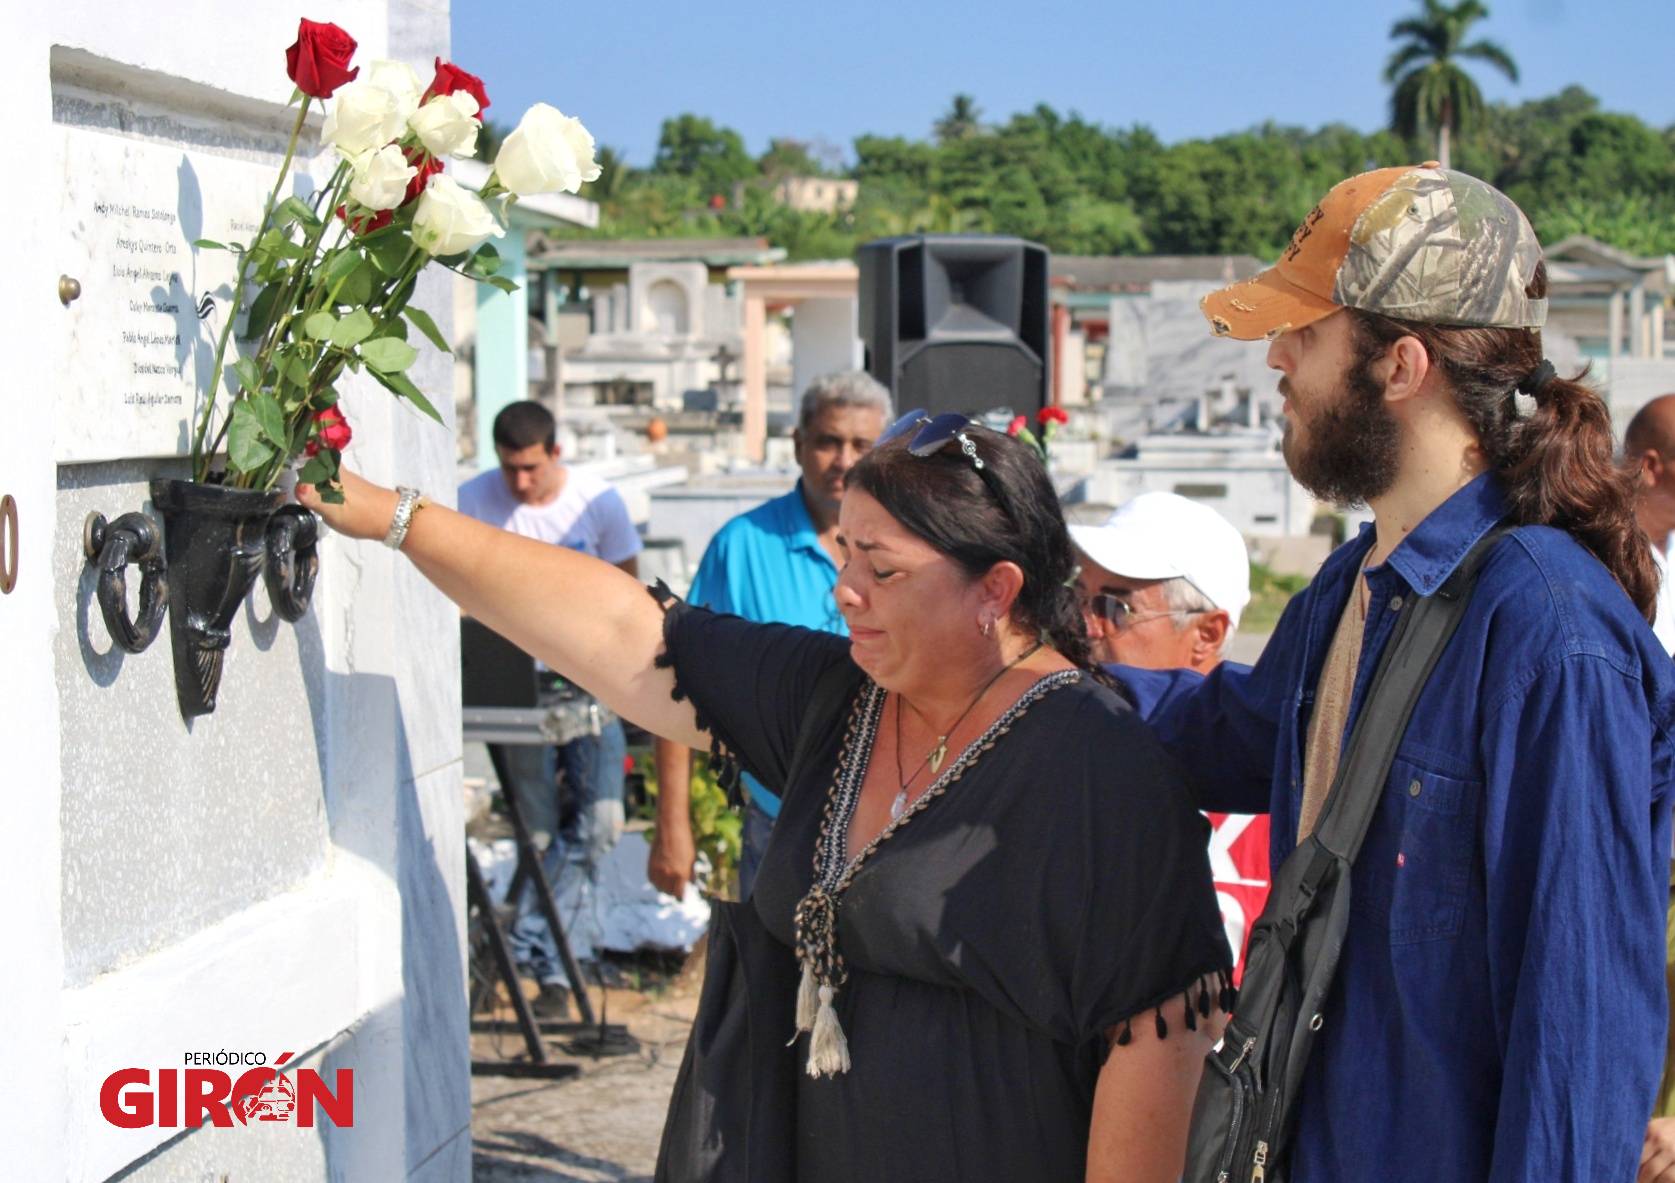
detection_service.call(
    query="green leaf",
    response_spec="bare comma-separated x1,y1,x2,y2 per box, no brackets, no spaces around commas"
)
244,282,284,341
403,306,452,353
466,243,502,278
337,261,375,307
296,454,333,485
359,337,418,374
364,233,412,275
245,390,288,446
193,238,227,250
323,248,362,289
227,402,278,473
373,368,443,423
481,275,520,295
233,357,263,395
273,196,320,232
280,350,313,390
304,311,338,340
330,308,375,348
314,384,340,408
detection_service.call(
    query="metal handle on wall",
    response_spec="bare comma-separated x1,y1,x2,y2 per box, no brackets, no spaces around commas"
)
83,510,169,653
0,495,17,594
263,504,319,622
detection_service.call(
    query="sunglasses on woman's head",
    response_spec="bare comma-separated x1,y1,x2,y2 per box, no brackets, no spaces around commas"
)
878,409,1017,522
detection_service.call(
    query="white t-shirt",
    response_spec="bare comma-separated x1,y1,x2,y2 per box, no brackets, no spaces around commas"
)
1652,539,1675,658
457,466,642,565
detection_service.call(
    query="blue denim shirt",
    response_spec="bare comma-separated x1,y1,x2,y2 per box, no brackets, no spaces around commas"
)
1119,473,1675,1182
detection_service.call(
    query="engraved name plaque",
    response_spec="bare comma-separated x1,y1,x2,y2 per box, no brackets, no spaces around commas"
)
57,129,306,464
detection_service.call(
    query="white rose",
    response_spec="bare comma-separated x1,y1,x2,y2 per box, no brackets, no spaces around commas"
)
411,174,505,256
323,79,408,156
492,103,602,197
362,59,423,125
348,144,419,211
410,92,481,159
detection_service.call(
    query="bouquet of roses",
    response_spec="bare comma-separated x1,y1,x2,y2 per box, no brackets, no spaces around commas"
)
189,17,600,500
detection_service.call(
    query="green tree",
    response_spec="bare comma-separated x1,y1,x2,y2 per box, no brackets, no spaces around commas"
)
758,136,825,179
933,93,984,144
1384,0,1519,168
651,113,756,197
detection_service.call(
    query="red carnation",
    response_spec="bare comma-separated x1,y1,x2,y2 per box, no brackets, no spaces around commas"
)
305,407,353,457
425,58,490,114
1038,405,1069,426
285,19,359,99
1006,415,1027,438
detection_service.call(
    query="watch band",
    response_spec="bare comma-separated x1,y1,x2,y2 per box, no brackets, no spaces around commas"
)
384,486,426,550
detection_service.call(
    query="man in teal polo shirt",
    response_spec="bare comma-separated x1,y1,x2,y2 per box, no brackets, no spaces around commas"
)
648,371,891,898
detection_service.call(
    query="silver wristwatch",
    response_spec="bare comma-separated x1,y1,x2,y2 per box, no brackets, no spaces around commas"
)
384,486,428,550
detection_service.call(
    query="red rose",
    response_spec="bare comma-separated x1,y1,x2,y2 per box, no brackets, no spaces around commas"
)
425,58,490,114
285,19,359,99
1007,415,1027,437
305,407,352,456
1038,405,1069,426
335,204,392,235
404,149,444,206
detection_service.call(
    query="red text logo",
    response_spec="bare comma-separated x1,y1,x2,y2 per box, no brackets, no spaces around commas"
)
99,1051,354,1129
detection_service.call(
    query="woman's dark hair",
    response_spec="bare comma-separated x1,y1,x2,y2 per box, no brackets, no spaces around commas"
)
1346,261,1657,620
847,424,1101,672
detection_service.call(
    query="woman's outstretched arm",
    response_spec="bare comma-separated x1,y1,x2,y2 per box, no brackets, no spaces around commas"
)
299,469,707,749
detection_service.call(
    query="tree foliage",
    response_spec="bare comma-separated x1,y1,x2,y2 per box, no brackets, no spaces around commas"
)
1384,0,1518,168
553,88,1675,263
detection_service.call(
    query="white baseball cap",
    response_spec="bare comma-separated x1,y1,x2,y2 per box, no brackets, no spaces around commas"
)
1068,492,1252,628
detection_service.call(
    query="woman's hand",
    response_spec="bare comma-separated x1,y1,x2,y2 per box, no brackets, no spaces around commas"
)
296,468,400,543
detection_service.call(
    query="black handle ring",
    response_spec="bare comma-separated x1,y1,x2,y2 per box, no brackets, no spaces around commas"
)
84,510,169,654
264,504,319,623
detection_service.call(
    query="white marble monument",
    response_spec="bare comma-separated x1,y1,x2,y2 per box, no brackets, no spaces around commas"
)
6,4,470,1180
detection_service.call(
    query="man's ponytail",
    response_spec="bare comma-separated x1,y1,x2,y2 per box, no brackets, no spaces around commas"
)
1349,262,1657,620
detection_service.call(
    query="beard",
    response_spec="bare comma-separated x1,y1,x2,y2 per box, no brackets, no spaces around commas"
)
1281,351,1402,507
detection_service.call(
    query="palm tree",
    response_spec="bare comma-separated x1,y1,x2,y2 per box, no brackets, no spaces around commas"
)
933,94,984,144
1384,0,1518,168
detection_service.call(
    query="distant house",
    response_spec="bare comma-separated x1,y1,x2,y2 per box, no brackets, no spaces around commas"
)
522,237,788,417
730,176,858,215
1543,234,1671,363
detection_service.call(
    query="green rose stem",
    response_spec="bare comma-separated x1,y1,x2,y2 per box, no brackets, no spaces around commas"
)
198,161,353,474
191,97,312,482
245,242,429,491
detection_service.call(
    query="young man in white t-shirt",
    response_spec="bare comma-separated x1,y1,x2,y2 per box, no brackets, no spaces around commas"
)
459,400,641,1017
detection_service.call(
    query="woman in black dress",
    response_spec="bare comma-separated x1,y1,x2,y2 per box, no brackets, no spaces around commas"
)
301,412,1231,1182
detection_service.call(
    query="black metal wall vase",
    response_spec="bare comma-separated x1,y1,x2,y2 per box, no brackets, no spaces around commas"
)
148,479,318,718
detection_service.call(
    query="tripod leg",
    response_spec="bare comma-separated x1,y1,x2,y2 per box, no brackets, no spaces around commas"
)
487,743,599,1026
465,848,549,1064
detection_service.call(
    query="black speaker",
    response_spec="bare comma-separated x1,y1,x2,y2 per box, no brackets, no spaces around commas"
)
858,234,1050,418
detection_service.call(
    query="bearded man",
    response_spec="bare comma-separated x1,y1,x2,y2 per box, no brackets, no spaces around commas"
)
1122,165,1675,1182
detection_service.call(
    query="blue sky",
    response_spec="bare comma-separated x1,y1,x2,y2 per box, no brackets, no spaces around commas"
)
451,0,1675,166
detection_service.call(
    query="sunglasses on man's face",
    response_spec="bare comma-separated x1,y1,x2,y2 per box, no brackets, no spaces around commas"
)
1081,591,1204,631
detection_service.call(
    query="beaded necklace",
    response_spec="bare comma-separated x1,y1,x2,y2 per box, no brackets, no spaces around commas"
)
790,668,1083,1077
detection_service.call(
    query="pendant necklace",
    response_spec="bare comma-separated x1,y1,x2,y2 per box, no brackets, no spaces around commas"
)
891,640,1043,820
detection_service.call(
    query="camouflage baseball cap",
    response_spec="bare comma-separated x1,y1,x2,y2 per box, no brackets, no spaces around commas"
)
1201,164,1548,341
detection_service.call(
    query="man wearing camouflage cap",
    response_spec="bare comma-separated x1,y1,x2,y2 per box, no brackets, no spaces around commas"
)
1122,165,1675,1181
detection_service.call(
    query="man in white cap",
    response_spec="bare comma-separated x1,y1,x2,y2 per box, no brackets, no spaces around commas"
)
1071,493,1267,980
1069,491,1251,675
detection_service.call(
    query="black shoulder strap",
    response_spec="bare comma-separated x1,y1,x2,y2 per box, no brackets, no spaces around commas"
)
1311,525,1511,864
